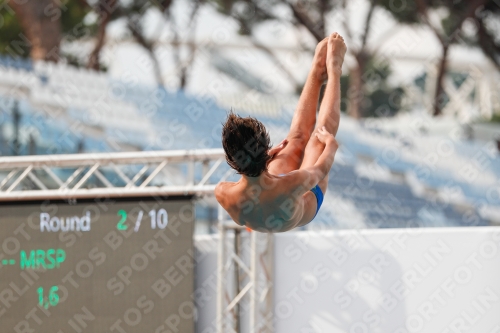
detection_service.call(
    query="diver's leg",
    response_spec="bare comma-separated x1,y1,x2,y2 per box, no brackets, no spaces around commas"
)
299,33,346,194
268,38,328,174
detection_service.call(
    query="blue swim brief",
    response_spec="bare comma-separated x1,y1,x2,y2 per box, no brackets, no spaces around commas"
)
310,185,324,218
278,174,323,219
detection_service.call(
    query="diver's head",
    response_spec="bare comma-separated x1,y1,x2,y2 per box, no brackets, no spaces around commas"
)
222,111,272,177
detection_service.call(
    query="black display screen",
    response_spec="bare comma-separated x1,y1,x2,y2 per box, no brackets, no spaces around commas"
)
0,198,195,333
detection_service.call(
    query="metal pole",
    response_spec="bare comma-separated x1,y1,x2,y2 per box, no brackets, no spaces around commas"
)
12,101,21,156
216,204,225,333
188,159,195,186
249,231,257,333
265,234,274,333
234,229,241,333
0,149,225,169
28,133,36,156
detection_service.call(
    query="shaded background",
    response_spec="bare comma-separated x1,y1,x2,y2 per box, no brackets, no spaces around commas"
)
0,0,499,231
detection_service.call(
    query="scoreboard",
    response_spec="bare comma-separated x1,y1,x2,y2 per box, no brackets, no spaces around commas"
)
0,198,195,333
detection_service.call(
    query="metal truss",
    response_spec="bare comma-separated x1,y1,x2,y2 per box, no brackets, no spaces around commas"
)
1,149,275,331
217,205,274,333
0,149,227,201
403,61,498,119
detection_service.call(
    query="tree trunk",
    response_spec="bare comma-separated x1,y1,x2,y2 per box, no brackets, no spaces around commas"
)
88,0,117,70
289,2,323,42
318,0,328,38
128,18,164,86
347,55,367,119
10,0,61,62
178,1,201,90
476,17,500,71
87,16,108,70
433,43,449,116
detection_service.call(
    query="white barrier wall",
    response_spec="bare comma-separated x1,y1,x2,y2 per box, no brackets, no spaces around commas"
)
274,227,500,333
195,227,500,333
194,235,219,333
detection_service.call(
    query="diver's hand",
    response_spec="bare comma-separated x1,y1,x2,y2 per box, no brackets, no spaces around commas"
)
315,126,336,146
268,139,288,158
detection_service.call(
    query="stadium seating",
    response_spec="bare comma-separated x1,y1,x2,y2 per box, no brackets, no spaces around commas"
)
0,56,497,229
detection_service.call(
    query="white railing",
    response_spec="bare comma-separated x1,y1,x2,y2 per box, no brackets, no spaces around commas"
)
402,60,499,121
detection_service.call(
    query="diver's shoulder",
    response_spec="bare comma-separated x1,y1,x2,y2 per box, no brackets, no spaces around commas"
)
215,180,236,193
215,181,241,206
215,181,229,204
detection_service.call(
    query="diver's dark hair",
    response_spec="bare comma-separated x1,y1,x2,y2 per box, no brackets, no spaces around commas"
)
222,111,272,177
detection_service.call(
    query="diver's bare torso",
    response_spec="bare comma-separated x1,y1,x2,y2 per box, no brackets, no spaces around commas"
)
215,171,317,232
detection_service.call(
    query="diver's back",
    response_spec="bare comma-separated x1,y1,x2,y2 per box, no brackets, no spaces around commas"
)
222,178,305,232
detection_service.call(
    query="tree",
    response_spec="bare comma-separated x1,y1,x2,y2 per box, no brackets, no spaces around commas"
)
87,0,118,70
207,0,304,91
1,0,90,61
82,0,200,86
153,0,203,89
208,0,405,118
471,2,500,71
379,0,489,116
0,0,201,87
340,0,380,118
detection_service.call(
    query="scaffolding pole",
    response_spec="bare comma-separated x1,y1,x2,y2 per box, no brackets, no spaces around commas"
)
216,205,274,333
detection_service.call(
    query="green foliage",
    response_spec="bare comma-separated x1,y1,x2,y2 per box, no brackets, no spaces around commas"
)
0,5,25,56
61,0,92,35
440,8,469,39
366,87,405,117
363,58,391,94
340,58,405,118
362,58,405,117
210,0,236,15
207,0,287,36
0,0,91,58
490,113,500,123
473,3,500,69
378,0,419,24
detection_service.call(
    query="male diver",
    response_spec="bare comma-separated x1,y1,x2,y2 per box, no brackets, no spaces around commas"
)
215,32,346,232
